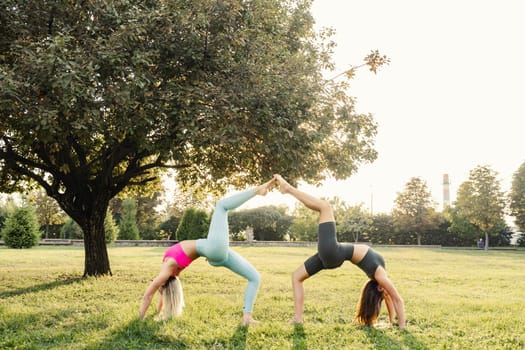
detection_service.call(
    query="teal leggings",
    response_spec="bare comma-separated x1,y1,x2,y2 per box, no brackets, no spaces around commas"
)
196,189,261,313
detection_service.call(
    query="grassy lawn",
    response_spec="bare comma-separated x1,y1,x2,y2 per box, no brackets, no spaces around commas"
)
1,245,524,349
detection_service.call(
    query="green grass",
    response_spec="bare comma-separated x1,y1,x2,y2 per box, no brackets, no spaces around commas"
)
1,246,524,349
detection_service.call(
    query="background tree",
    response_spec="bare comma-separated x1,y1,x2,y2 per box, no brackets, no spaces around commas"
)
0,195,18,231
60,218,83,239
104,208,118,244
445,205,482,246
158,215,180,240
175,208,209,241
509,161,525,233
118,198,140,240
418,212,465,246
518,233,525,247
392,177,438,245
368,213,395,245
28,189,66,239
1,1,382,275
229,206,292,241
289,203,319,241
334,201,372,242
489,222,513,247
1,206,41,248
120,177,163,239
454,165,506,250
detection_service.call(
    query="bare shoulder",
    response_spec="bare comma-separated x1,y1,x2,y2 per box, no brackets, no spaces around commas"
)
374,267,401,297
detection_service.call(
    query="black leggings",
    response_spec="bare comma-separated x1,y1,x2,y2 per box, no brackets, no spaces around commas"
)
303,222,385,278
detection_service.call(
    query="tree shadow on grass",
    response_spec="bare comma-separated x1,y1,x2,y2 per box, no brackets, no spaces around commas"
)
0,276,83,299
228,324,249,349
364,327,429,350
200,324,249,349
292,323,307,350
0,307,104,349
88,318,188,350
401,330,430,350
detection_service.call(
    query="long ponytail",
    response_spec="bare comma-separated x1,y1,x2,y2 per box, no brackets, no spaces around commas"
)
159,276,185,320
355,279,383,326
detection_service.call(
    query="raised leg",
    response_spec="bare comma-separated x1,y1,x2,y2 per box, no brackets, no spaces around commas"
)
274,174,334,223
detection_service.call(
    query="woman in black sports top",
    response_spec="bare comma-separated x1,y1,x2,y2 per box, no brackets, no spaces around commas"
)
274,174,406,330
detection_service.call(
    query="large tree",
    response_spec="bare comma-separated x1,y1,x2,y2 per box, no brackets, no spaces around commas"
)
454,165,506,250
509,161,525,233
392,177,438,245
1,0,382,275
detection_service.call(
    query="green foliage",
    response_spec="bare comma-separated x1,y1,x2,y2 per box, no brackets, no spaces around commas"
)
445,205,481,242
392,177,438,245
333,200,372,242
229,206,292,241
289,202,319,241
518,233,525,247
1,206,40,248
509,161,525,233
104,209,119,244
158,215,180,240
60,214,118,243
454,165,506,249
1,246,525,349
138,220,161,240
1,0,383,275
176,208,209,241
0,197,17,231
229,229,247,242
60,218,83,239
368,213,396,245
0,207,8,231
119,199,140,240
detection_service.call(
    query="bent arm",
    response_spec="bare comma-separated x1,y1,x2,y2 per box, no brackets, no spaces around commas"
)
139,262,174,319
383,293,395,324
374,267,406,330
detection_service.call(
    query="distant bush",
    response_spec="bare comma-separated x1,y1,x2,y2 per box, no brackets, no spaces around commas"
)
104,209,118,244
119,198,140,240
176,208,209,240
61,218,83,239
1,206,41,249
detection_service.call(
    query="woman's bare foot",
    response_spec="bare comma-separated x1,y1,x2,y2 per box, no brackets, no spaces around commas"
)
289,317,303,324
242,313,259,325
273,174,292,194
254,178,277,196
242,318,259,326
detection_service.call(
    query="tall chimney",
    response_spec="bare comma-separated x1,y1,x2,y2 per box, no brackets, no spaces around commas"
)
443,174,450,209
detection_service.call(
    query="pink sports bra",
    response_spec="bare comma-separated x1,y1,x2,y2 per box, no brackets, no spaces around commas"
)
163,243,193,275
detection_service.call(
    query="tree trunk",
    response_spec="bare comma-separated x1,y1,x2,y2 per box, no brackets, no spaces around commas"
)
83,224,111,276
484,231,489,250
416,233,421,246
78,203,112,276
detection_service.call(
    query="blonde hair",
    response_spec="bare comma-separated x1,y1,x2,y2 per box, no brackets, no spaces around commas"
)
159,276,185,320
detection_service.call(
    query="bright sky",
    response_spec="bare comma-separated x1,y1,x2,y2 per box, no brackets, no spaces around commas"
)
249,0,525,214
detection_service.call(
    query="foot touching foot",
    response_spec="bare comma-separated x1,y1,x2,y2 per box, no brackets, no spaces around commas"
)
255,177,277,196
274,174,292,194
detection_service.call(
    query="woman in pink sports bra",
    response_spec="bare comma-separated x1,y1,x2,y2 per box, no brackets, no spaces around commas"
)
139,177,276,325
